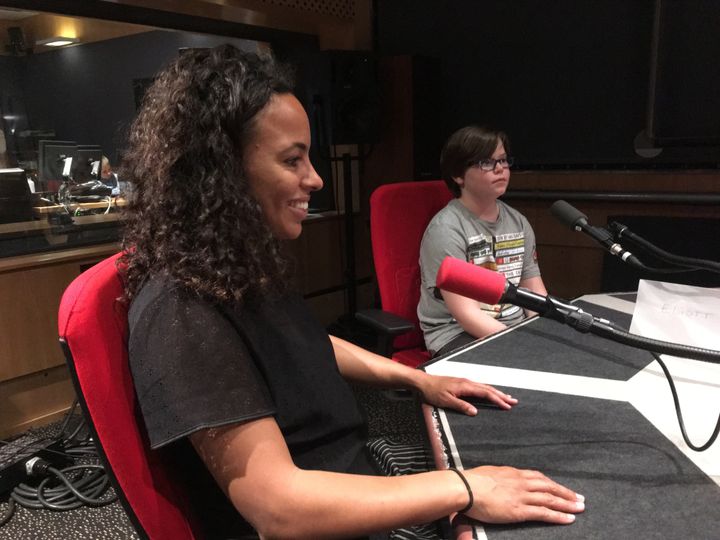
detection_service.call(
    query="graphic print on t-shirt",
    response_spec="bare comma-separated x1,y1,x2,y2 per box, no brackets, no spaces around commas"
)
466,232,524,320
467,235,495,269
494,232,525,284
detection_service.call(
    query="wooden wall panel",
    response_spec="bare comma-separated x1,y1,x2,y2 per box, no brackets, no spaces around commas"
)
0,263,78,381
0,364,75,439
0,244,118,437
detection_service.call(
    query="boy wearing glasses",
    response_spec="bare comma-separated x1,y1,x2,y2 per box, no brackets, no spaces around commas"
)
418,125,547,357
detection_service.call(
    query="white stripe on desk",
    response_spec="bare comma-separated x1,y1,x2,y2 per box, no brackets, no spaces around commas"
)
577,293,636,315
426,362,629,401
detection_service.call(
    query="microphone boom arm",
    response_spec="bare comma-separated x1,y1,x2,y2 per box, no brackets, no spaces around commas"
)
610,221,720,274
582,316,720,363
502,281,720,363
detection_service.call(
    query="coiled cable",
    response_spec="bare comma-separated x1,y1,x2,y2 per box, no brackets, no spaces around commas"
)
11,461,116,511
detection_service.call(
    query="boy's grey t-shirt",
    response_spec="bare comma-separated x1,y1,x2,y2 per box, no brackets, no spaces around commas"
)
418,199,541,354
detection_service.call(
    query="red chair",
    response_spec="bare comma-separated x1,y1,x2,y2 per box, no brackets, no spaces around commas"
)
357,180,453,368
58,253,202,540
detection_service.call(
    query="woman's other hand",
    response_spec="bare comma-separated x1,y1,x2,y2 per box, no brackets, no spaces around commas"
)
463,466,584,524
418,374,517,415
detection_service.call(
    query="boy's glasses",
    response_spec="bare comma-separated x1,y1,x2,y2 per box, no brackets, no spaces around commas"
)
472,157,514,171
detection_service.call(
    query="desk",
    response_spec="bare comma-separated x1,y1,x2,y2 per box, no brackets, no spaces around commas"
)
32,197,127,216
1,200,122,258
423,293,720,539
0,212,121,236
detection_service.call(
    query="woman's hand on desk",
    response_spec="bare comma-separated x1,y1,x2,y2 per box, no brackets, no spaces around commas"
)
417,374,517,415
464,466,585,524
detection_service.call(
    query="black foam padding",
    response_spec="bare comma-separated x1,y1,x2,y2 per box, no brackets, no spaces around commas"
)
447,299,653,381
550,200,587,228
443,388,720,539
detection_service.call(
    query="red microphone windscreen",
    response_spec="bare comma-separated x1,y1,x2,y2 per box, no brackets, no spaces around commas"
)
436,257,507,304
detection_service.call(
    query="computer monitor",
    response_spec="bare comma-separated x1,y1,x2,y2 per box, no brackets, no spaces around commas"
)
0,168,34,224
72,145,103,183
37,140,77,188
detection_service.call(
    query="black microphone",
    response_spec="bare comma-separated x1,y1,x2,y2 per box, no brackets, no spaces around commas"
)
550,200,643,269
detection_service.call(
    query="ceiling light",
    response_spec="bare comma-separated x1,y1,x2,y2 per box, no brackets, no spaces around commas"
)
36,36,79,47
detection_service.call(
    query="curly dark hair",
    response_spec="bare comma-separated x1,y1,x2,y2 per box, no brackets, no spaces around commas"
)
120,44,295,305
440,125,510,197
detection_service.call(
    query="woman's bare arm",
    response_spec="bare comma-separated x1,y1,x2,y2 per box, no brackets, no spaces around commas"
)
331,335,517,413
190,416,584,539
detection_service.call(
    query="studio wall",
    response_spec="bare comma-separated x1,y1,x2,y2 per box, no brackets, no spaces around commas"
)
375,0,720,169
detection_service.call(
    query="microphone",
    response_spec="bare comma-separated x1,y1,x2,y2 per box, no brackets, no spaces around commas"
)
436,256,720,363
436,257,595,330
550,200,643,269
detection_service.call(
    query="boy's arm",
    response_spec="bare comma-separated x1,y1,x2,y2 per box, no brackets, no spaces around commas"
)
441,289,508,339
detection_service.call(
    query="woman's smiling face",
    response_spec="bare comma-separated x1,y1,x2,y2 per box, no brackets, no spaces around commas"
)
244,93,323,240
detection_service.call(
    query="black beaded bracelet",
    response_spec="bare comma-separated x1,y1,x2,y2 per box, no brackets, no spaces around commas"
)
448,467,474,514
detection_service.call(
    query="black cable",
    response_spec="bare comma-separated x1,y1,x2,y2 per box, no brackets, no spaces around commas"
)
11,463,116,511
651,352,720,451
633,262,700,274
62,417,88,445
57,399,80,439
0,407,108,527
333,145,342,217
331,146,347,312
611,222,720,273
0,499,15,527
39,466,115,509
64,444,97,458
56,401,95,451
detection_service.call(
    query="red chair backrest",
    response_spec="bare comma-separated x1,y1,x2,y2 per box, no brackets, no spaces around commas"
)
369,181,453,350
58,253,201,540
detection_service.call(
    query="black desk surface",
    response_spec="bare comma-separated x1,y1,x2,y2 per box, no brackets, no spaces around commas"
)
424,293,720,540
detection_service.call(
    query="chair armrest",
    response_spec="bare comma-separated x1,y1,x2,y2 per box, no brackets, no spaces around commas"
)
355,308,415,335
355,308,415,358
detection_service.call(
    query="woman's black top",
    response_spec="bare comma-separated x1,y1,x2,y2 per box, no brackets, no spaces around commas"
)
128,278,376,539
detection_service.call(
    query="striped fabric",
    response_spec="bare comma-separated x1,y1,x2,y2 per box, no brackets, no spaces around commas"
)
367,439,445,540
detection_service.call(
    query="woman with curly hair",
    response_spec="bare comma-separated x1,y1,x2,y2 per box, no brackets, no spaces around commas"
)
121,44,584,539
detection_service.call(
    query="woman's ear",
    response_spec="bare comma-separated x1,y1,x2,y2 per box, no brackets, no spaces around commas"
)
453,176,464,189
